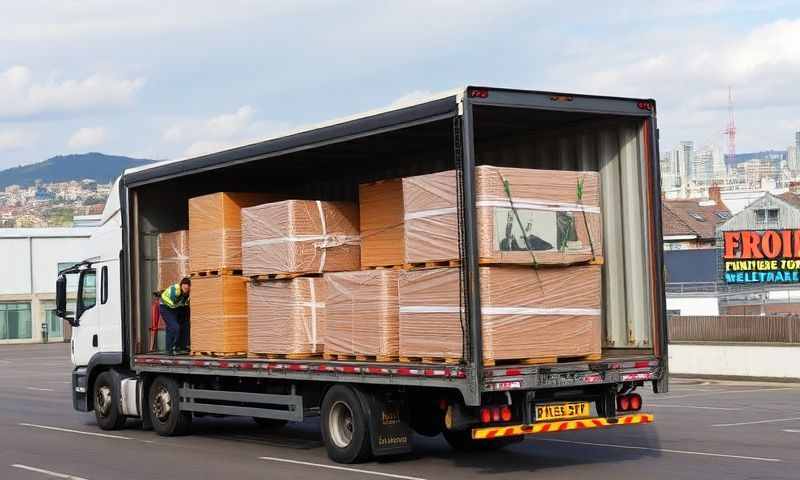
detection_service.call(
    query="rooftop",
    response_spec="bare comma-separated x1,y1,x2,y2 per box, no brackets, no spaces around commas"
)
662,198,731,240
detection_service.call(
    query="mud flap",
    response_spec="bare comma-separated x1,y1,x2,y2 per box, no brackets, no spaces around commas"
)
363,388,412,457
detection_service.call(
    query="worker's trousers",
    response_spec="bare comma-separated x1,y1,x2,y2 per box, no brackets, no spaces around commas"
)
159,305,189,353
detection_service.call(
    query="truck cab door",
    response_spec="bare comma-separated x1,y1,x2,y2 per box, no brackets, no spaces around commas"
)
71,268,99,367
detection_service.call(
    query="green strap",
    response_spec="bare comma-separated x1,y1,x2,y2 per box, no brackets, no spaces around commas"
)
502,177,539,268
576,177,597,261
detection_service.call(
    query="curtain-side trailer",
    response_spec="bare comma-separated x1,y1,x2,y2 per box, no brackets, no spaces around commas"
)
57,86,667,464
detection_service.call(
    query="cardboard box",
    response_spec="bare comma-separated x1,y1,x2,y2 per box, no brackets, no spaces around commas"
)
157,230,189,291
190,275,248,355
325,270,399,359
248,277,326,357
403,166,603,265
398,265,602,363
359,179,405,267
242,200,360,276
188,192,280,273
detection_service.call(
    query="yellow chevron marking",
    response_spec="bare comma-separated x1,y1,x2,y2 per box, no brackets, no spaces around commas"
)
471,413,654,440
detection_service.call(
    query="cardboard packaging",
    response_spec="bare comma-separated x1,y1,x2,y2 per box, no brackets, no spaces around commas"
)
398,265,602,363
241,200,360,276
325,270,399,360
190,275,248,355
359,179,405,267
247,277,326,357
403,166,603,265
157,230,190,291
188,192,281,273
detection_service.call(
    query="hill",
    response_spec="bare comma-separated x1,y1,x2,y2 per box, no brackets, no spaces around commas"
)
0,152,154,188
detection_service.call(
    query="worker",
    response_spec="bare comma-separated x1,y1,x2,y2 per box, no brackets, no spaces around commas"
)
160,277,191,355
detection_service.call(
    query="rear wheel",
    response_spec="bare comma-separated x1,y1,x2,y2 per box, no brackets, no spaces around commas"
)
443,428,521,452
320,385,372,464
149,376,192,436
93,371,126,430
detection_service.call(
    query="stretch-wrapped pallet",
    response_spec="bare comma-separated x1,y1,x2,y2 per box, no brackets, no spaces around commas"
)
248,277,326,357
325,270,399,360
403,166,603,265
359,179,405,267
398,265,602,363
242,200,360,276
157,230,189,291
190,275,248,355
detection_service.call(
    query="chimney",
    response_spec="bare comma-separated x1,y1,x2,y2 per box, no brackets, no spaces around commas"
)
708,185,722,204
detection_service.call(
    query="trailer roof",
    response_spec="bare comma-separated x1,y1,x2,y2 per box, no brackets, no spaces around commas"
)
123,86,655,187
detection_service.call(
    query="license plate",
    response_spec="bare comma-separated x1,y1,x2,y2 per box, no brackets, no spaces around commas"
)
536,402,590,421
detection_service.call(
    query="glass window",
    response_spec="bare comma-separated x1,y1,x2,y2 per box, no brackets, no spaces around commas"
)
754,209,766,223
768,209,779,221
81,271,97,312
0,303,32,340
42,303,70,338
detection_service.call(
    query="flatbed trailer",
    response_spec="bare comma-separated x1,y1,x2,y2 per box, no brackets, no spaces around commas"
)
59,86,668,464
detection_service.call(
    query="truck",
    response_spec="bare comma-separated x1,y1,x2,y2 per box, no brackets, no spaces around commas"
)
56,86,667,464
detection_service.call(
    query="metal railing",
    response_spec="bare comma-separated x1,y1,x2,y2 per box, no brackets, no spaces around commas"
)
668,315,800,344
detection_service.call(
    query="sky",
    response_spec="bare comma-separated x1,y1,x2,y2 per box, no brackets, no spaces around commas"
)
0,0,799,169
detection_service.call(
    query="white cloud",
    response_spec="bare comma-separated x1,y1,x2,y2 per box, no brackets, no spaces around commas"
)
0,65,145,118
68,127,107,149
0,129,37,151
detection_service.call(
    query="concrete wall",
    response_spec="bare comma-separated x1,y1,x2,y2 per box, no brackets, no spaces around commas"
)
666,296,719,315
669,343,800,380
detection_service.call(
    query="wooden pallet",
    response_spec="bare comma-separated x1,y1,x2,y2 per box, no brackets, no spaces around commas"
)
249,272,323,281
399,356,462,365
483,352,602,367
362,264,406,271
323,353,398,363
249,352,322,360
190,268,242,277
402,256,605,270
191,351,247,358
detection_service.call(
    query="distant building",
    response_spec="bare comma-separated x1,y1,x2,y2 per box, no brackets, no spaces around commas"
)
0,228,95,344
662,191,731,250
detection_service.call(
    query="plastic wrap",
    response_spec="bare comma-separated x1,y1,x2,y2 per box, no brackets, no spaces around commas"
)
398,265,602,362
324,270,399,359
241,200,360,276
157,230,190,291
359,179,405,267
403,166,603,265
188,192,281,273
247,277,326,356
190,275,248,355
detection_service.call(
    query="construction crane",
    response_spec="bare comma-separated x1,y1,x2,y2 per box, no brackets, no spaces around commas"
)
722,86,736,169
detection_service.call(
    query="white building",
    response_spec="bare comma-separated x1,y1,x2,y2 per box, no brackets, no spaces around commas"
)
0,227,95,344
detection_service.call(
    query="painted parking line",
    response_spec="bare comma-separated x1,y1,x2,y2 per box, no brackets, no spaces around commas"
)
532,438,781,463
657,387,797,401
712,416,800,427
26,387,55,392
783,429,800,433
19,423,132,440
648,404,742,411
259,456,427,480
10,464,88,480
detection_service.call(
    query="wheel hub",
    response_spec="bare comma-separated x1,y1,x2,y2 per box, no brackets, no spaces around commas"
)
95,385,112,417
329,401,354,448
152,386,172,421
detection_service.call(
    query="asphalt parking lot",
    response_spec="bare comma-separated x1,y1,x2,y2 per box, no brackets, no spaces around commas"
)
1,343,798,480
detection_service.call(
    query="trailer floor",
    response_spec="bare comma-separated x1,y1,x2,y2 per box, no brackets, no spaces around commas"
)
2,343,798,480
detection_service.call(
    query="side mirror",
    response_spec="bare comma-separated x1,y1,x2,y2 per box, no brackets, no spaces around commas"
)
56,274,77,327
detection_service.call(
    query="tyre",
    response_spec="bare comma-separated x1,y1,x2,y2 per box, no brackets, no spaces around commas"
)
93,371,126,430
149,376,192,436
443,428,521,452
320,385,372,464
253,417,288,429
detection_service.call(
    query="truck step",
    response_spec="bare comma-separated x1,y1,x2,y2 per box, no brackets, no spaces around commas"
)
399,356,461,365
323,353,399,363
249,352,323,360
191,351,247,358
483,352,603,367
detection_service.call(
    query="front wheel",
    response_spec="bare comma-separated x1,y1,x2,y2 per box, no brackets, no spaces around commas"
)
93,371,126,430
149,376,192,436
320,385,372,464
443,428,521,452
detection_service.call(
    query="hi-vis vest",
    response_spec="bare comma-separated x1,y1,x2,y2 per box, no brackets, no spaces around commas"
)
160,283,190,309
